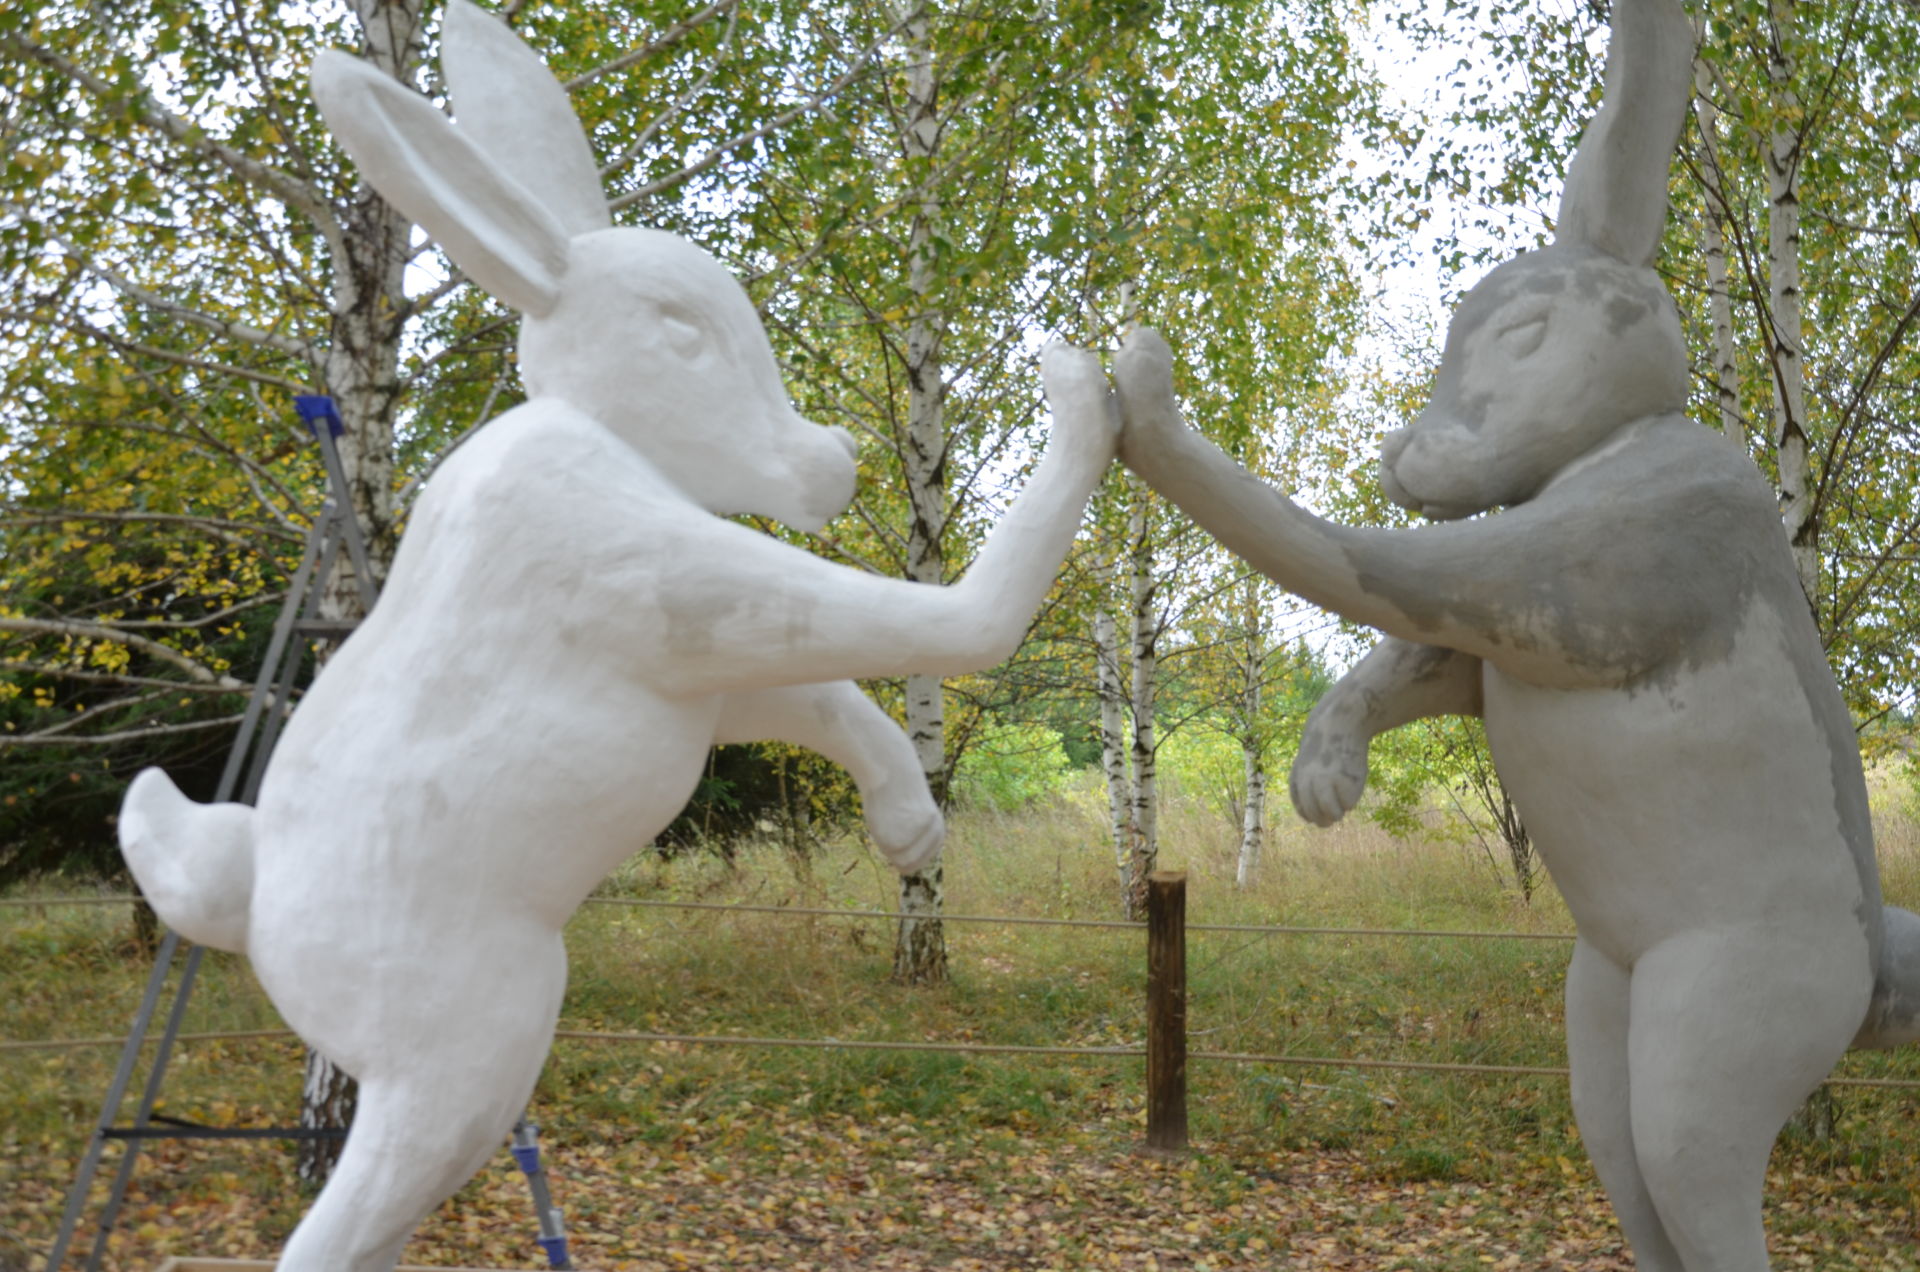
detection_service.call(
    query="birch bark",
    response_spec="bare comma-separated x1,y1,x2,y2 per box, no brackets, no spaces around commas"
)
1238,755,1266,890
1693,27,1746,450
1123,483,1158,920
1094,593,1132,901
1234,591,1266,890
890,0,949,985
1766,0,1818,606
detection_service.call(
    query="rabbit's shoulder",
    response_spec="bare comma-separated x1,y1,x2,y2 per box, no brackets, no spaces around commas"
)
412,400,688,540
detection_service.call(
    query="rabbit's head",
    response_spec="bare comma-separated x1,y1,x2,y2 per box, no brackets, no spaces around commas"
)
309,0,857,532
1378,0,1696,521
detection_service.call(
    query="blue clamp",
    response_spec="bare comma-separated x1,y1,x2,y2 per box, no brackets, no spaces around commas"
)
537,1233,571,1268
511,1141,542,1175
293,394,345,439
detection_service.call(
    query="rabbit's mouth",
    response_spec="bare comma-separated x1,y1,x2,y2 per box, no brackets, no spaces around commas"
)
1380,449,1483,522
1417,500,1482,522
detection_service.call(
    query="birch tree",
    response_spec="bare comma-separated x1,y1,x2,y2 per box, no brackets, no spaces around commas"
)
1676,0,1920,719
887,0,951,983
1121,480,1160,916
1692,20,1746,445
1763,0,1815,602
1093,563,1132,893
1230,577,1272,889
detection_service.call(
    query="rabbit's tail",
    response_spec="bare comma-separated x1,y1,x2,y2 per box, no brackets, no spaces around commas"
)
1854,905,1920,1050
118,767,255,955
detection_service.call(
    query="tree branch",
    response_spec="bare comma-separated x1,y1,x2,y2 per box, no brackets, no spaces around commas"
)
0,658,249,693
2,508,301,546
0,617,245,689
608,26,895,212
1,31,340,238
61,240,316,359
33,311,311,393
565,0,742,92
0,714,246,748
597,4,742,182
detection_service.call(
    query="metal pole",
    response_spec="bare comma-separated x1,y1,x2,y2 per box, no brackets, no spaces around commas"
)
82,944,205,1271
52,394,384,1268
215,519,326,802
45,929,182,1270
300,398,379,613
510,1121,573,1269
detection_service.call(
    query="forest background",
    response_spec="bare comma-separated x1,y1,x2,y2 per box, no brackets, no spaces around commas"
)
3,0,1919,1160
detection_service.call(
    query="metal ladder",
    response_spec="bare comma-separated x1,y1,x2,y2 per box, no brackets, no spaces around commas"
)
46,397,570,1271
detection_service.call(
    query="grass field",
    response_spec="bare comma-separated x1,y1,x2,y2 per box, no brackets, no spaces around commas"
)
4,776,1919,1269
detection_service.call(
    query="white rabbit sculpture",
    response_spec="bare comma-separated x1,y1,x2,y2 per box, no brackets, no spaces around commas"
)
1115,1,1920,1268
114,4,1116,1268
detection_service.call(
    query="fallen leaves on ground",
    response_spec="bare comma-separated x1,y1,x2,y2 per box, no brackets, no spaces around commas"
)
6,1096,1914,1271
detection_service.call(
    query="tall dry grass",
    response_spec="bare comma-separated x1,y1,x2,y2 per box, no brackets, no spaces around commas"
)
4,770,1918,1198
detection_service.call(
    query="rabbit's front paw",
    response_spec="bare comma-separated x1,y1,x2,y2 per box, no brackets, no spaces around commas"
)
868,791,945,877
1114,326,1179,430
1288,742,1368,829
1041,341,1119,451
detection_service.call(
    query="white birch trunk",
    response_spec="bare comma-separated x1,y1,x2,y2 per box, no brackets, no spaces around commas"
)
1764,0,1838,1141
1766,0,1818,605
891,0,948,985
1693,28,1745,450
1094,596,1131,898
1238,754,1266,890
1235,588,1266,889
1124,484,1158,920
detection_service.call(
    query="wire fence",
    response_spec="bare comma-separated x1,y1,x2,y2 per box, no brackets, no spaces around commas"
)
1,892,1581,939
5,889,1916,1094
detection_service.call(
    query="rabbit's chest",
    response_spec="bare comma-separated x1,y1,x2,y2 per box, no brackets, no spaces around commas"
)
1478,601,1868,961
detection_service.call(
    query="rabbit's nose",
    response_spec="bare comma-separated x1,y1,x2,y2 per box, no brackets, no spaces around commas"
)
1377,428,1419,512
1380,427,1412,467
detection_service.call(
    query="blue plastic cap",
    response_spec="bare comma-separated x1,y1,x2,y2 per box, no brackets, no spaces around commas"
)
511,1143,541,1174
537,1234,571,1268
293,395,344,439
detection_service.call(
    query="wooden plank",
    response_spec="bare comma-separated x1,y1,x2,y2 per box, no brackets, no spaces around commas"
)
1144,869,1189,1153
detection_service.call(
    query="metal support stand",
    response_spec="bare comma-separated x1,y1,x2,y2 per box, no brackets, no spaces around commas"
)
511,1121,573,1269
46,398,567,1271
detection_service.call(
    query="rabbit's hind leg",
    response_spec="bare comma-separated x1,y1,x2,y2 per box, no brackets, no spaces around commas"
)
274,930,568,1272
1626,925,1868,1272
1565,939,1685,1272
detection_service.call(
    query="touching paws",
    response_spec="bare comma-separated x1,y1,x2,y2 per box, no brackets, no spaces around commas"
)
1113,326,1179,431
1041,341,1121,455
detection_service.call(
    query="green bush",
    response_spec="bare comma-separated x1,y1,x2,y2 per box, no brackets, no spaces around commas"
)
952,720,1074,811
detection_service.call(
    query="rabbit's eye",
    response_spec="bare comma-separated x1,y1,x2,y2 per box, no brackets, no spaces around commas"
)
1495,316,1548,360
656,303,708,359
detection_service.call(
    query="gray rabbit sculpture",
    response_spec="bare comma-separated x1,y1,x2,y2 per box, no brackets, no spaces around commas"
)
115,3,1116,1268
1115,1,1920,1268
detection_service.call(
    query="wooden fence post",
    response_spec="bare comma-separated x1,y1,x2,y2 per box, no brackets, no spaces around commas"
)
1145,870,1188,1152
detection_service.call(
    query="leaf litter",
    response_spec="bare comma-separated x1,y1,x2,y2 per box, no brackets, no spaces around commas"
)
4,1083,1913,1271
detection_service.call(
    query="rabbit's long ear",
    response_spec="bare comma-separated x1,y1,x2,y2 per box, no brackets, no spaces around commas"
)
311,50,567,315
1553,0,1696,266
442,0,611,239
